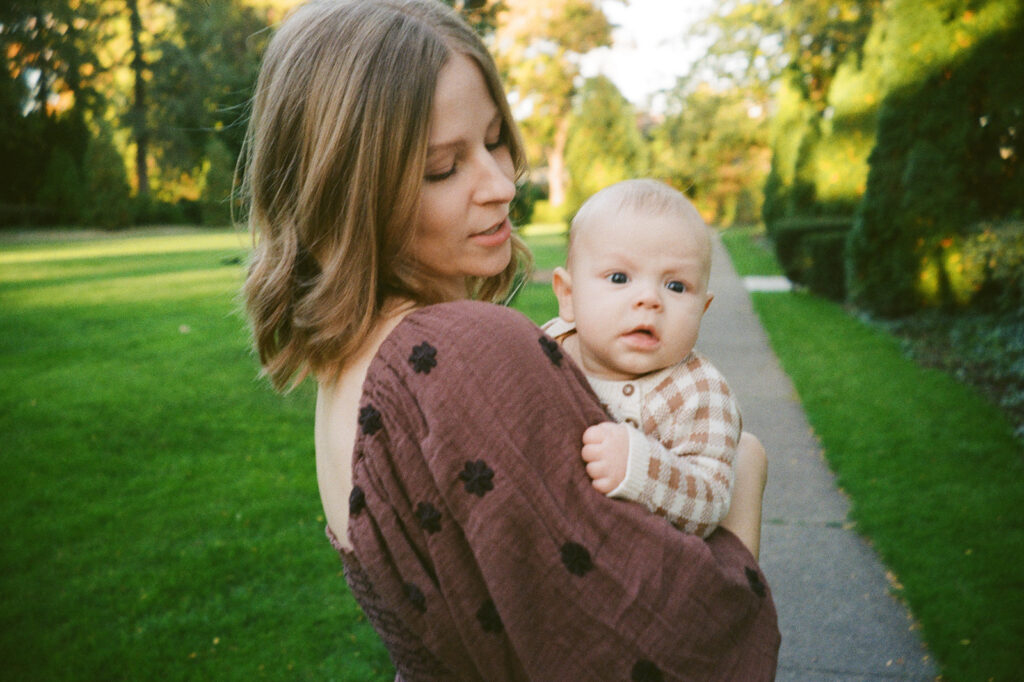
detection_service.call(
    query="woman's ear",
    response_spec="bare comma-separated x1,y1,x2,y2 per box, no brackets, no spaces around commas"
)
551,267,575,322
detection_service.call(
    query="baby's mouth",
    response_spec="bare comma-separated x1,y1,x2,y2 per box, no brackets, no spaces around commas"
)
623,326,659,344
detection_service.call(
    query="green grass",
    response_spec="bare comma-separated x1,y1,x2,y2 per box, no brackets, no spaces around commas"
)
19,224,1019,681
719,225,784,277
0,229,392,680
508,229,564,324
0,226,562,681
721,226,1024,682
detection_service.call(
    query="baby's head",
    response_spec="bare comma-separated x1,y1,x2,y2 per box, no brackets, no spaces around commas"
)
552,179,714,380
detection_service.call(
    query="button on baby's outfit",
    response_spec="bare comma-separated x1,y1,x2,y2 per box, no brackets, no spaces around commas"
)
622,384,635,396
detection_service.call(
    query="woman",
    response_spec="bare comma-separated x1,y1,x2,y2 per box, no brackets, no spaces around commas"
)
242,0,779,679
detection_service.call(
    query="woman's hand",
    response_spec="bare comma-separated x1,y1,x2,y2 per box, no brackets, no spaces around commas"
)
581,421,630,493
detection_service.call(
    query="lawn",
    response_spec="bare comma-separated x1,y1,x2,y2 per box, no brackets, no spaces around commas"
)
13,225,1018,681
0,227,565,681
721,225,1024,682
0,229,392,680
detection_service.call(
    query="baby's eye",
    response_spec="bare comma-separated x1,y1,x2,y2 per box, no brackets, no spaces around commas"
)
666,281,686,293
608,272,628,284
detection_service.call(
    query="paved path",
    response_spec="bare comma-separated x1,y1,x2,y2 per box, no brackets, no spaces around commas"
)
698,235,937,681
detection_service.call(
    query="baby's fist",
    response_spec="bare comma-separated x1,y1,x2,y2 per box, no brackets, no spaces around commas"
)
581,422,629,494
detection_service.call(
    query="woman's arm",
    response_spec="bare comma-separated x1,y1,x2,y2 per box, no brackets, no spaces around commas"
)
346,300,779,680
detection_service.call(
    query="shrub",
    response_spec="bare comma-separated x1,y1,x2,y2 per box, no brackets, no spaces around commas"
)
200,137,237,226
511,180,545,226
36,148,86,224
805,232,850,301
771,216,853,289
848,19,1024,317
81,133,133,229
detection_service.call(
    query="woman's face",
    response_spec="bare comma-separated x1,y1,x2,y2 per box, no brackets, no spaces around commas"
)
411,52,516,299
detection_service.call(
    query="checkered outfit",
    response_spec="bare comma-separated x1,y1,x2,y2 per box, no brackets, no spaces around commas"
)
543,318,742,538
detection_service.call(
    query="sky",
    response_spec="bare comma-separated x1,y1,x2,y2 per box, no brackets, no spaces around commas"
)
581,0,717,108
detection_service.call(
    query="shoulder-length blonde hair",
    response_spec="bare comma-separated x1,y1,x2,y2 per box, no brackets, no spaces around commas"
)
241,0,530,390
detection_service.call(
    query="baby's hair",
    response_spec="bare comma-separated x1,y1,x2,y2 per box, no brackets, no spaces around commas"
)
240,0,531,390
567,179,711,282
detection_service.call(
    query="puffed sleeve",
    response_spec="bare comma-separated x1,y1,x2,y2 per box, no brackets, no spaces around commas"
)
344,300,779,681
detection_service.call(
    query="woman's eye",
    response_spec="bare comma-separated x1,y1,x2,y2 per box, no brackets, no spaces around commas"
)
608,272,628,284
666,281,686,293
425,165,456,183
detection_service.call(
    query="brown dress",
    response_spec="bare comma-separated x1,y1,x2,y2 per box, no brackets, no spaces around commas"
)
330,300,780,681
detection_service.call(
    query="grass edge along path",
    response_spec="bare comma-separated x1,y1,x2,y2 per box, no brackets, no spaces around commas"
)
721,226,1024,682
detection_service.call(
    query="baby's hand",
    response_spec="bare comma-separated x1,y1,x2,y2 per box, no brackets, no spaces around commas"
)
581,421,630,494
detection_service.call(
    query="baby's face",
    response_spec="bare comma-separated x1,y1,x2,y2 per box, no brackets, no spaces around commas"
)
557,207,713,381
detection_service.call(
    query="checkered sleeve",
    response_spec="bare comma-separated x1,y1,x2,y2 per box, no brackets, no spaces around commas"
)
609,354,741,538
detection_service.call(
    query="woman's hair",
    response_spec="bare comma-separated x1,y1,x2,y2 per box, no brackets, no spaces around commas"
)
240,0,530,390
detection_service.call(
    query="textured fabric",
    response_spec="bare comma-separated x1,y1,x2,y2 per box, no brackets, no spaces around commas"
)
335,300,779,680
542,317,741,537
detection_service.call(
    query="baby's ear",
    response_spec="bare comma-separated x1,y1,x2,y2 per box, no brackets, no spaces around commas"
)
551,267,575,322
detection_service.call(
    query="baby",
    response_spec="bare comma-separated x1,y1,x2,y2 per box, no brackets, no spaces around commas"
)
544,179,764,554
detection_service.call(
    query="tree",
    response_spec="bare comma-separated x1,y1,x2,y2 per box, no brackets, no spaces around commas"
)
695,0,880,111
494,0,615,207
848,2,1024,315
648,79,770,226
564,75,646,213
147,0,268,188
0,0,105,214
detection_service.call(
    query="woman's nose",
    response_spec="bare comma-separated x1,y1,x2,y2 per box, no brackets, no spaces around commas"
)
474,149,515,205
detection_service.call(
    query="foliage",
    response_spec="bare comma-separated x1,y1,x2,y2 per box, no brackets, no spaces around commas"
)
148,0,269,184
885,308,1024,439
564,75,647,216
35,146,86,224
0,0,267,224
649,81,770,226
81,127,134,228
769,216,852,296
495,0,614,206
849,10,1024,316
510,179,546,226
199,135,238,226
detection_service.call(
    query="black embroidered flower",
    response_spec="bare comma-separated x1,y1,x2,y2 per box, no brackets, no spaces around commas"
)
560,541,593,577
358,405,383,435
631,659,664,682
476,599,503,634
539,335,562,366
409,342,438,374
404,582,426,613
349,486,366,517
745,567,766,597
415,502,442,534
458,460,495,497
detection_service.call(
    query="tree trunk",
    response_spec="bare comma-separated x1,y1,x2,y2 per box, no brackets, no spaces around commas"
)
547,115,570,207
127,0,149,196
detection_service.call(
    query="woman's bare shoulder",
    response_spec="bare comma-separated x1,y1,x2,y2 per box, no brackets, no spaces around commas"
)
314,304,416,546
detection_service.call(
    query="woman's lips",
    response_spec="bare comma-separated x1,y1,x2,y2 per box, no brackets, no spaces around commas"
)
469,217,511,247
